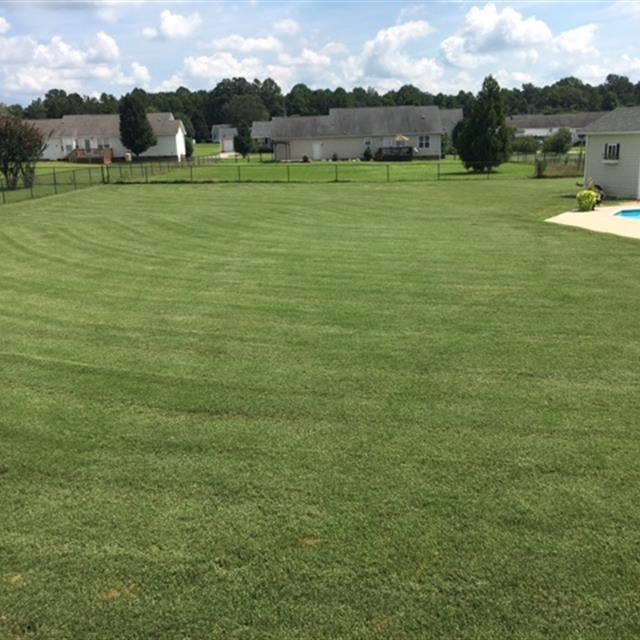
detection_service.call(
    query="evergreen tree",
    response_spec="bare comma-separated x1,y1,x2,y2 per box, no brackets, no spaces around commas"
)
233,123,253,158
457,75,511,173
119,93,156,159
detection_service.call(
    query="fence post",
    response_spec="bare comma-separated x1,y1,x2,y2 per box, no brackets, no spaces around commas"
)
145,165,149,183
386,164,390,183
237,165,242,182
287,164,291,183
53,168,58,194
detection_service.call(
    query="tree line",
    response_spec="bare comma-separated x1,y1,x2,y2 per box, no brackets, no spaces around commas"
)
1,74,640,141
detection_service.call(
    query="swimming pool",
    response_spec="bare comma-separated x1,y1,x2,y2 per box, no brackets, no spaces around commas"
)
615,209,640,220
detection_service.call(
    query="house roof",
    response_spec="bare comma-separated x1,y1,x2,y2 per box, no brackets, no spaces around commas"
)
251,120,272,138
506,112,605,130
580,107,640,133
28,112,184,139
218,126,238,139
270,106,453,140
439,108,464,133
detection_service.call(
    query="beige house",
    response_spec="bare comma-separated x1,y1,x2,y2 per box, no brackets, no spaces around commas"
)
30,113,187,162
582,107,640,199
267,106,462,162
507,112,604,144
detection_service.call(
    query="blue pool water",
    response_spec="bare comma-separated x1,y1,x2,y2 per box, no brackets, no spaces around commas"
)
615,209,640,220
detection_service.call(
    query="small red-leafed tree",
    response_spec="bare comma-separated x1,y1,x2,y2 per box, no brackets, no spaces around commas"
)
0,116,46,190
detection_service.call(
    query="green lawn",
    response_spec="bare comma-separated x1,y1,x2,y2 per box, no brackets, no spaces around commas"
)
1,179,640,638
138,159,537,184
193,142,220,157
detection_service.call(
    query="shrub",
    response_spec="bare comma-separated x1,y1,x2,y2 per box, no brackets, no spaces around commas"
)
185,137,194,159
331,152,338,162
373,148,384,162
363,146,372,161
302,155,310,163
576,189,598,211
543,127,572,154
534,157,547,178
511,136,539,154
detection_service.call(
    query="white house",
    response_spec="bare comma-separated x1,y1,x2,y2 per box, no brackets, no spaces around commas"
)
211,124,237,153
582,107,640,199
30,112,187,162
506,112,605,144
268,106,463,162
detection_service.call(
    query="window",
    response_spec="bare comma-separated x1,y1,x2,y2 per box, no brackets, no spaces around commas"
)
604,143,620,160
418,135,430,149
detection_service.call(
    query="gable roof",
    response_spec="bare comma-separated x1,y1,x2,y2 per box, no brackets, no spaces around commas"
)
506,112,605,130
270,106,452,140
218,126,238,139
580,107,640,133
28,112,184,139
251,120,272,138
439,108,464,133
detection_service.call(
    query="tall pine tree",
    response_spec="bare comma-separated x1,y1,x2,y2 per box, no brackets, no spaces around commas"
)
119,93,156,159
457,76,511,173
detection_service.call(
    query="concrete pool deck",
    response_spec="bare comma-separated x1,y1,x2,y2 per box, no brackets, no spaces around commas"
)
546,201,640,240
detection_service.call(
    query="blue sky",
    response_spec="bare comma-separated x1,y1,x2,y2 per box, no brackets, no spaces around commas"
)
1,1,639,103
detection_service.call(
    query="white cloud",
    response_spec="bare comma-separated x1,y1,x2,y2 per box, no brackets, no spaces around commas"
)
273,18,300,35
131,61,151,86
321,41,348,56
184,52,265,82
279,48,331,68
0,31,143,95
553,24,598,55
144,10,202,40
209,35,283,53
494,69,534,87
440,35,494,69
343,20,442,89
0,16,9,33
442,3,552,68
89,31,120,62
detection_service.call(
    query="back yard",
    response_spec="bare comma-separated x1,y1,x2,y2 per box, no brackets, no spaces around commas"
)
1,178,639,638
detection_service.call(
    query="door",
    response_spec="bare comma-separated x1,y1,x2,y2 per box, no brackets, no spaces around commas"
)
312,142,322,161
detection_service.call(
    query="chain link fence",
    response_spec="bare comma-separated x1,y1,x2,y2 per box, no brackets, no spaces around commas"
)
1,153,585,206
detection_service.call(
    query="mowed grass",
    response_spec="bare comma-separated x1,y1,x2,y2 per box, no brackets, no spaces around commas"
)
1,179,640,638
144,159,536,184
192,142,220,157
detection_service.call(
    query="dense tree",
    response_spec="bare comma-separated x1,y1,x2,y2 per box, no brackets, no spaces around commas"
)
175,112,195,139
0,116,46,190
511,135,540,154
233,123,253,157
456,75,511,173
256,78,285,117
542,127,572,154
190,110,209,141
119,93,156,158
15,72,640,141
286,83,313,115
223,94,268,128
